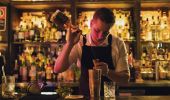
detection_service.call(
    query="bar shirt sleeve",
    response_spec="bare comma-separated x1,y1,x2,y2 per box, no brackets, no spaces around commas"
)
68,36,83,67
111,35,130,72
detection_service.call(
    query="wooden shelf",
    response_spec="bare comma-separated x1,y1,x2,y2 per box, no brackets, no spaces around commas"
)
13,41,64,45
124,39,136,42
140,40,170,44
0,41,7,44
141,0,170,8
10,1,71,10
0,43,7,51
76,1,134,9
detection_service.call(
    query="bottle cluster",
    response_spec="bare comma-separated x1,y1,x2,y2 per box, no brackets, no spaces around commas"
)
14,10,71,43
111,9,134,40
140,42,170,80
140,10,170,41
14,45,62,82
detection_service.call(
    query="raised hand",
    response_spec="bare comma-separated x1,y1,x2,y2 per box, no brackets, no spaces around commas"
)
66,24,82,46
93,59,109,76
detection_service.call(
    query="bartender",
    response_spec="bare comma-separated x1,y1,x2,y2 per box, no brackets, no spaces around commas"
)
54,7,130,96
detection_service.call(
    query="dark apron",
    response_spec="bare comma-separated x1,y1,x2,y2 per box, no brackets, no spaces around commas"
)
80,34,115,97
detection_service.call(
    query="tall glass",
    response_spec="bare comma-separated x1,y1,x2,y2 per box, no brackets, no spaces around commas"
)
104,82,116,99
1,75,15,98
88,69,102,98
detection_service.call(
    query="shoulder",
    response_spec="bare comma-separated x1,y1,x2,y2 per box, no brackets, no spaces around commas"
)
78,34,91,46
110,34,125,45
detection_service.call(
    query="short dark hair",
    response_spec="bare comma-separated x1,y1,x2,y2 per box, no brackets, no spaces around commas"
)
93,7,115,26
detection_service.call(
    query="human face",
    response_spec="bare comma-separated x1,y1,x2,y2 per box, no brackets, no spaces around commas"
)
90,18,111,45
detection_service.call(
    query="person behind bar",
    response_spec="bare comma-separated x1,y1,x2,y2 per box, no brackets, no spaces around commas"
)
54,7,130,97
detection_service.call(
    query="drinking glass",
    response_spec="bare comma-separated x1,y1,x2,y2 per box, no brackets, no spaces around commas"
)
88,69,102,98
104,82,116,98
1,75,15,98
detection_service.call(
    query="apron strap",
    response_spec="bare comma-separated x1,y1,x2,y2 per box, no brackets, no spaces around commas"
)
108,34,112,46
83,35,87,45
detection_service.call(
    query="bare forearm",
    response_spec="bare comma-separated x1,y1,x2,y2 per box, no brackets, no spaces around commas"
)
107,70,130,83
54,43,73,73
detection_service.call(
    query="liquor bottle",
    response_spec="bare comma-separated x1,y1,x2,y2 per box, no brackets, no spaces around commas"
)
29,22,35,42
29,62,37,82
146,20,153,41
151,21,157,41
128,15,134,40
14,27,20,42
45,63,53,81
14,60,19,82
37,62,46,83
45,47,53,81
128,48,135,82
162,22,170,41
20,61,28,82
18,25,25,42
40,27,45,42
164,48,169,60
34,25,40,42
0,52,5,84
124,23,130,40
24,25,30,42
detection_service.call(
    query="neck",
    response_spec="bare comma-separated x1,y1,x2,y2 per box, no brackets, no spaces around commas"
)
90,34,105,46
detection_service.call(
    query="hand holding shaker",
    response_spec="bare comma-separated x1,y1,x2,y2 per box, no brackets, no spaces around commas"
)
93,59,109,76
50,9,81,31
50,9,82,44
50,10,70,31
93,59,100,69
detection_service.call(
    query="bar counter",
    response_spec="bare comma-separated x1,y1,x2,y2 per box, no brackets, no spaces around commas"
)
118,80,170,95
12,80,169,97
41,80,170,87
1,94,170,100
19,80,170,88
15,80,170,96
1,80,170,100
118,80,170,87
